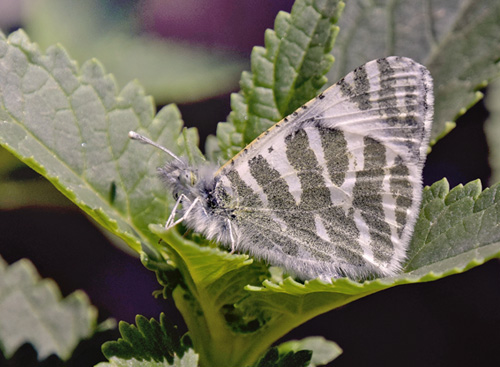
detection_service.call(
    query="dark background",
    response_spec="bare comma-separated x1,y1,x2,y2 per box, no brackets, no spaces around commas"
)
1,1,499,366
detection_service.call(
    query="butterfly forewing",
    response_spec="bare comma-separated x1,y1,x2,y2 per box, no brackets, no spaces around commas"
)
215,57,433,280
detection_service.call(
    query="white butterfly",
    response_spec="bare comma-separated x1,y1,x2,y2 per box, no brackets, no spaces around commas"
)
130,56,433,281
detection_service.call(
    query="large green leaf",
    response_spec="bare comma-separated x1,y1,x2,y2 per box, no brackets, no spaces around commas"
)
0,256,98,360
22,0,245,104
0,29,203,255
209,0,344,162
328,0,500,143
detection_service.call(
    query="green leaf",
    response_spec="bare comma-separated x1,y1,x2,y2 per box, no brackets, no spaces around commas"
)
328,0,500,143
0,256,98,360
23,0,245,104
278,337,342,367
485,77,500,184
148,227,270,366
99,313,196,367
0,29,203,255
211,0,344,162
403,179,500,273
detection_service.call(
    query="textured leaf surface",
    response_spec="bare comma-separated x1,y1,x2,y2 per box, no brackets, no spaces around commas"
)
24,0,245,104
485,78,500,184
0,29,203,254
98,314,196,367
404,179,500,273
211,0,344,162
0,256,97,360
328,0,500,142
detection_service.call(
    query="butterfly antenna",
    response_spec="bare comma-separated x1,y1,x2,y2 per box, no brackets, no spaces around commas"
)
128,131,183,163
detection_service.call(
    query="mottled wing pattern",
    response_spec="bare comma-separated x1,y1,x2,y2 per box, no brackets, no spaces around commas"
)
216,57,433,280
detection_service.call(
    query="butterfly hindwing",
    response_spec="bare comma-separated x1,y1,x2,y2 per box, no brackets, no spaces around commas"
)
215,56,433,280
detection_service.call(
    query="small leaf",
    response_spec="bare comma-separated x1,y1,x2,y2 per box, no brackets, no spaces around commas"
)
213,0,344,162
0,256,98,360
24,0,245,104
100,313,193,366
278,336,342,367
328,0,500,142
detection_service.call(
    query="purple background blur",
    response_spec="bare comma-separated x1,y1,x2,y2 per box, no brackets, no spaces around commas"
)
1,1,499,366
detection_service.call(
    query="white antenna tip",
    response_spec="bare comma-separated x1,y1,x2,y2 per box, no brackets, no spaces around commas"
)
127,130,183,162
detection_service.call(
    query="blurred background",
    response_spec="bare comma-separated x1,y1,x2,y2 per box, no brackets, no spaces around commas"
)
0,0,498,366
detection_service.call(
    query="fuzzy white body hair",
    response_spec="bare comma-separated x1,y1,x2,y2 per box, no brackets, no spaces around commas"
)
158,159,237,247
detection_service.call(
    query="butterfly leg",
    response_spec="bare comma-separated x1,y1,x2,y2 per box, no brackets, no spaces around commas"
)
165,194,185,228
165,196,201,230
227,219,236,254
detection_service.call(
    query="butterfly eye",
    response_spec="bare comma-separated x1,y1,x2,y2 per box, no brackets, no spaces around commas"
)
178,172,191,186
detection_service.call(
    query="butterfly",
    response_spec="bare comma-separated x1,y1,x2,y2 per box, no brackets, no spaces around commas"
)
130,56,433,281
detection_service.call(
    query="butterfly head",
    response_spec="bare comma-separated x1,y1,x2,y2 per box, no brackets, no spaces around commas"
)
159,157,230,242
128,131,203,197
158,158,201,198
